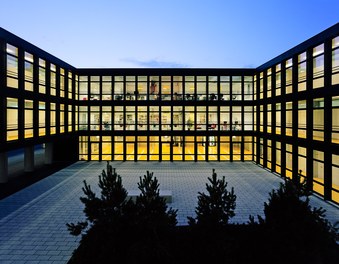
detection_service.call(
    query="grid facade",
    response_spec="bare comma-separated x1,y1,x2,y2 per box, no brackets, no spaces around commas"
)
0,24,339,204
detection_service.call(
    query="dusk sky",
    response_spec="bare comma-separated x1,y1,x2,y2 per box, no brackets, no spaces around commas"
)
1,0,338,68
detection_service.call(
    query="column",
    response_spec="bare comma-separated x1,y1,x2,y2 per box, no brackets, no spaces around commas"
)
44,142,53,165
0,152,8,183
24,146,34,172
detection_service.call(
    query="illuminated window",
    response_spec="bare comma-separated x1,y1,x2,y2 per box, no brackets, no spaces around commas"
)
79,76,88,100
313,44,324,89
285,59,293,94
286,102,293,136
6,44,18,89
39,102,46,136
50,103,56,134
298,100,307,138
39,59,46,94
313,150,324,195
24,52,34,91
332,96,339,144
332,154,339,203
298,52,307,92
60,68,65,98
68,71,73,99
332,36,339,85
24,100,34,138
6,97,18,141
275,64,281,96
50,64,57,96
313,98,324,141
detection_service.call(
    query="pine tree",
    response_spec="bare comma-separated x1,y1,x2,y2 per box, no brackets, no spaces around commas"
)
66,161,134,236
135,170,177,231
188,169,236,228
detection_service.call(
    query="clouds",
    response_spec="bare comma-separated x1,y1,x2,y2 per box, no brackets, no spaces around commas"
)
121,58,190,68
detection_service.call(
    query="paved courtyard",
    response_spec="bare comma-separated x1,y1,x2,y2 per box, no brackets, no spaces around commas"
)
0,161,338,263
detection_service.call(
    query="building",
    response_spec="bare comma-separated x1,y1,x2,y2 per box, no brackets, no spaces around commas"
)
0,23,338,204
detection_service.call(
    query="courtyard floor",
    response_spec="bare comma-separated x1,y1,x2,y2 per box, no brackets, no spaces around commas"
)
0,161,338,263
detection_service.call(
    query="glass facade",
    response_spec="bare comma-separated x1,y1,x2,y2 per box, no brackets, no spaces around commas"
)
0,24,339,204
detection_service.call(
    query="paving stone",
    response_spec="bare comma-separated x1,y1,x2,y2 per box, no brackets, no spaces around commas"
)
0,161,338,263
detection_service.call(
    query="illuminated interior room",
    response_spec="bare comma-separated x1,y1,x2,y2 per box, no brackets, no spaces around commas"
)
0,23,339,205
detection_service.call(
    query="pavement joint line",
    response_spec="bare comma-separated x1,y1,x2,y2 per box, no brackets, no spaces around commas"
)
0,162,92,225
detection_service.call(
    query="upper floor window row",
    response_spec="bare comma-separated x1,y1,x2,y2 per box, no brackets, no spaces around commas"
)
5,43,75,97
257,36,339,98
78,75,254,101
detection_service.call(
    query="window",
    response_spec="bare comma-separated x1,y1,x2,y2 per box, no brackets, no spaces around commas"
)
6,44,18,88
114,106,124,131
332,154,339,203
50,64,57,96
275,141,281,173
125,106,135,130
232,76,242,100
208,76,218,101
285,59,293,94
60,68,65,98
298,147,307,182
313,98,324,141
50,103,56,134
286,143,293,179
267,69,272,98
90,106,100,131
102,76,112,100
137,106,147,131
149,76,159,100
332,36,339,85
185,76,195,101
6,98,18,141
102,106,112,131
298,52,307,92
39,102,46,136
68,105,73,132
259,72,264,99
286,102,293,136
332,96,339,144
161,106,171,131
68,72,73,99
244,76,253,100
244,106,253,131
298,100,307,138
267,104,272,133
24,100,34,138
137,76,147,100
90,76,100,100
39,59,46,94
24,52,34,91
114,76,124,100
313,44,324,89
220,76,230,100
267,139,272,169
313,150,324,195
220,106,230,131
173,76,183,100
60,104,65,133
161,76,171,101
79,106,88,130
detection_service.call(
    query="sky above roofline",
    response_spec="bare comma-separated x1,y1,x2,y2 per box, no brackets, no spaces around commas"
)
1,0,338,68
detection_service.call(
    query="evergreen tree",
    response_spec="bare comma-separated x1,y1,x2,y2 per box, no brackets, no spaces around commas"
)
188,169,236,228
250,174,339,263
66,161,134,236
135,170,177,231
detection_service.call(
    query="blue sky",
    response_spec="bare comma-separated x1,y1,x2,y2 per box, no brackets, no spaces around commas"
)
1,0,338,68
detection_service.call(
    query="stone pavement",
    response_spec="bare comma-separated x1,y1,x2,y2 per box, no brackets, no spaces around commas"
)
0,161,338,263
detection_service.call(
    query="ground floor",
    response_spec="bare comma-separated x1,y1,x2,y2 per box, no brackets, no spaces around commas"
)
79,135,253,161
